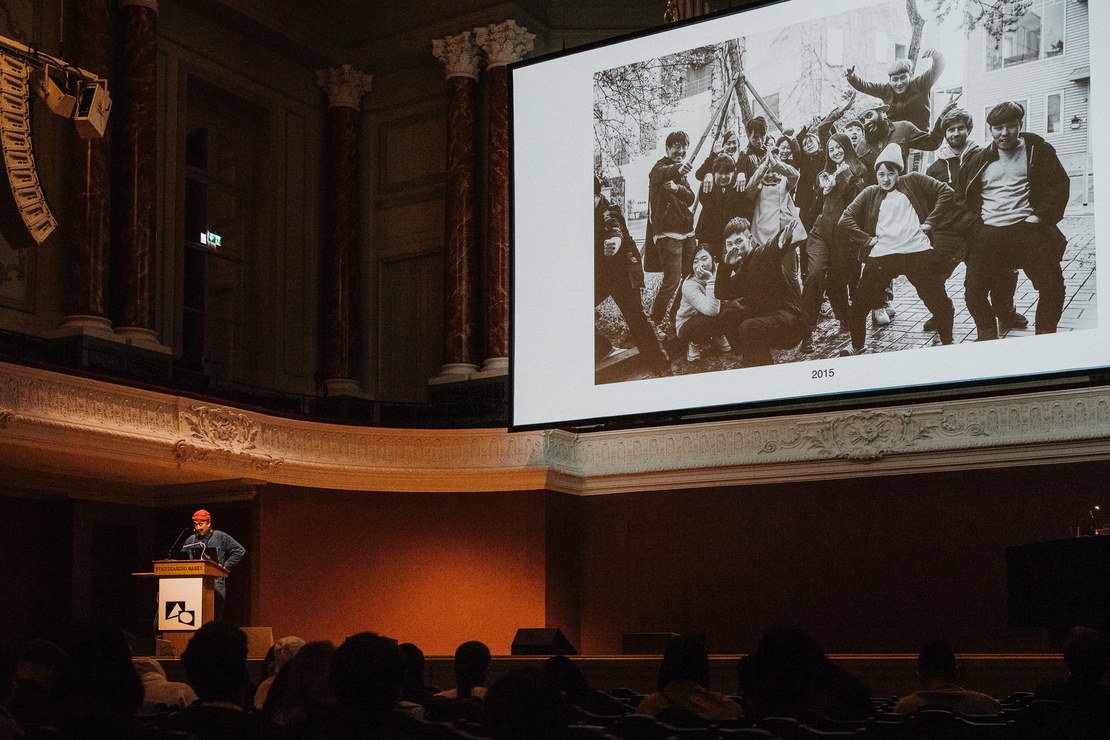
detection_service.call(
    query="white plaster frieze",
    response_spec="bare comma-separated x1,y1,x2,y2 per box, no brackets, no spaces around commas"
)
553,389,1110,480
2,362,1110,497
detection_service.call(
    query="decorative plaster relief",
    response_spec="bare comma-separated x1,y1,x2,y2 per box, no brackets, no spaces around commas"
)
759,409,987,461
2,362,1110,496
177,406,283,471
181,405,260,451
173,440,283,471
559,391,1110,478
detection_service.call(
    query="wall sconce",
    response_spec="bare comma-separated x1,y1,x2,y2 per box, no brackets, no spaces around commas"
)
1070,115,1083,130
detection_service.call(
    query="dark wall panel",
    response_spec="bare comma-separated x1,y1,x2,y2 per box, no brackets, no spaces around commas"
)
574,461,1107,653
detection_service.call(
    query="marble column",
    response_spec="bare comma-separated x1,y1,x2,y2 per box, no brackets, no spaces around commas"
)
60,0,114,338
474,20,533,377
315,65,372,396
429,32,482,385
112,0,163,349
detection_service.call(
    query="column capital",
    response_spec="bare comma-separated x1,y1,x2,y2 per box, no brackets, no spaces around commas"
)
118,0,158,11
314,65,373,110
474,20,535,69
432,31,482,81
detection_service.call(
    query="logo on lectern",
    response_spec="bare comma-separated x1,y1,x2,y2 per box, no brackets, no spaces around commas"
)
165,601,196,626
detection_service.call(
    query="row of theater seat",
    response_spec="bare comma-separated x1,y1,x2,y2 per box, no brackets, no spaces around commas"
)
399,693,1068,740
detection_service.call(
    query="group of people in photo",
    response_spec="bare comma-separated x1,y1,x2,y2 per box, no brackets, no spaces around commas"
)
595,46,1073,376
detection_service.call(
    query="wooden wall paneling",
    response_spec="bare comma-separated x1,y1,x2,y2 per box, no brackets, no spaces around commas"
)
378,250,444,401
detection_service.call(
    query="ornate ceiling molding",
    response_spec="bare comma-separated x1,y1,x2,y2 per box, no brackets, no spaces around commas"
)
1,361,1109,501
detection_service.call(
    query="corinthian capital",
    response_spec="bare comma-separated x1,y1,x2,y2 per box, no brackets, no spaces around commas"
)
314,65,373,110
433,31,482,81
474,20,535,69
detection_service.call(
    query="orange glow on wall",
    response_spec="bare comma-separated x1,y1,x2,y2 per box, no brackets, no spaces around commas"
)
252,487,548,655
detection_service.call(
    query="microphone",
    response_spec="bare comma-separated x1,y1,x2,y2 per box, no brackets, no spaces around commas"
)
167,527,192,558
179,542,210,561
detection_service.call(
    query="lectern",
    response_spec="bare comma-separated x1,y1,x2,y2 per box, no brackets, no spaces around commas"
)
133,559,229,656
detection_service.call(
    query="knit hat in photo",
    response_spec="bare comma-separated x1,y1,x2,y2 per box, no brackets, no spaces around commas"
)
874,143,904,173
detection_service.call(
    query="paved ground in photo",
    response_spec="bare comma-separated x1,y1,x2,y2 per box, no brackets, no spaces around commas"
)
595,211,1096,383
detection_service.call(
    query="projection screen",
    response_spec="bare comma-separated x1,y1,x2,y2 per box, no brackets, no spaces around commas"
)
511,0,1108,430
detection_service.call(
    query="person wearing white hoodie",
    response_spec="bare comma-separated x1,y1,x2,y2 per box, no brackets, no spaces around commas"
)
133,656,197,714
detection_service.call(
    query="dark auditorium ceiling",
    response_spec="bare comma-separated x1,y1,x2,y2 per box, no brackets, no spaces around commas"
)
169,0,738,68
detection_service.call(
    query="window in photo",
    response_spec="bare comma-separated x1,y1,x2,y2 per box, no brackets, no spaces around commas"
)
987,0,1066,71
1045,92,1062,135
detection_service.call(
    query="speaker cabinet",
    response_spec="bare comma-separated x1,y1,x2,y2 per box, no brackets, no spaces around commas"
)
510,627,577,656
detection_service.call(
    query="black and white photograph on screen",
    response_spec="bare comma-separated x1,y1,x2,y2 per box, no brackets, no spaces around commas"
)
592,0,1094,385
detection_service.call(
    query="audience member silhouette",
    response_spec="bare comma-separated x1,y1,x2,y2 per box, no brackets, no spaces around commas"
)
262,639,335,731
56,618,145,739
435,640,491,700
541,654,628,718
1034,626,1110,739
321,631,407,739
892,640,1000,715
743,626,871,721
0,639,20,739
428,640,490,724
9,639,69,729
635,635,743,724
483,667,564,740
166,621,278,739
398,642,433,714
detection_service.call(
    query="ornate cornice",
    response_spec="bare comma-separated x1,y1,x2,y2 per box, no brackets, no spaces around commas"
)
314,64,373,110
474,20,535,68
432,31,482,81
1,362,1109,501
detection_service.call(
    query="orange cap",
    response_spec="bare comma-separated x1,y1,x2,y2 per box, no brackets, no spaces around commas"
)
192,509,211,521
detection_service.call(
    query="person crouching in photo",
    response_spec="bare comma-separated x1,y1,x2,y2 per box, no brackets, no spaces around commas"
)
838,143,957,355
712,218,806,367
676,247,738,363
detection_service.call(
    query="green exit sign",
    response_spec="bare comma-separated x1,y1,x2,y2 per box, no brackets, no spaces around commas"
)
200,230,222,247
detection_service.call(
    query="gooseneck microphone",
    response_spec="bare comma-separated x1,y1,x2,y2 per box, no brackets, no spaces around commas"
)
167,527,192,558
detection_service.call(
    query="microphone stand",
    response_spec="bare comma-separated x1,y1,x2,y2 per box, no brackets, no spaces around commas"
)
167,527,191,559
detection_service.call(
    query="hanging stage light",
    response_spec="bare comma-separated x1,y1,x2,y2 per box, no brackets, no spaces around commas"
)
73,79,112,140
33,64,77,118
